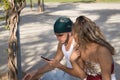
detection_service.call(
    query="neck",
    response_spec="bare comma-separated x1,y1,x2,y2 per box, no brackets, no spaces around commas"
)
65,35,73,46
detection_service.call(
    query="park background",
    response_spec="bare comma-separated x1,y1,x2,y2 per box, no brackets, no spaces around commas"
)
0,0,120,79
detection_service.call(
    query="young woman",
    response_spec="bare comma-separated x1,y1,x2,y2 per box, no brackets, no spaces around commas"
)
70,16,116,80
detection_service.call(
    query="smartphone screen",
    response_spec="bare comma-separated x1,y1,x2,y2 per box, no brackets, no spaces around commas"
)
41,56,50,61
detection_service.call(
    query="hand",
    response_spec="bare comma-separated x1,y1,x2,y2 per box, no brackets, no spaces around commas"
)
70,45,81,62
44,59,61,68
22,70,37,80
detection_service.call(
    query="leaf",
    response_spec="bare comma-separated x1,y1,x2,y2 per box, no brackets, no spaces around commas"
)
4,0,10,10
4,25,10,30
0,0,10,10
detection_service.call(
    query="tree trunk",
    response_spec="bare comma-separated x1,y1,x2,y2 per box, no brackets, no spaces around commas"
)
30,0,33,10
8,11,19,80
7,0,26,80
38,0,44,12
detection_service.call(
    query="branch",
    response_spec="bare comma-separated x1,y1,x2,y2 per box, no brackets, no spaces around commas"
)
18,0,26,12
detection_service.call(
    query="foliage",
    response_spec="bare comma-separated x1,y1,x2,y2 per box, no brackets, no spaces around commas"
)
26,0,120,3
0,0,10,11
0,16,5,21
4,25,10,30
0,0,10,29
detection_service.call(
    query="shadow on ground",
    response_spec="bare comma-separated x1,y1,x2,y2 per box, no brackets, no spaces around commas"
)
0,3,120,79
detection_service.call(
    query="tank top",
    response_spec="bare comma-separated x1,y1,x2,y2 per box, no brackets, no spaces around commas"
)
62,39,75,68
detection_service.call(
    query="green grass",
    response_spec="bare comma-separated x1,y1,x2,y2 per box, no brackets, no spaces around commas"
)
44,0,95,2
26,0,120,3
99,0,120,2
45,0,120,2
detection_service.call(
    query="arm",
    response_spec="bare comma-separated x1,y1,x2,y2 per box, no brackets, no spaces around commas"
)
48,48,86,79
69,50,87,79
98,46,113,80
36,42,64,73
23,42,64,80
57,59,87,79
70,47,86,79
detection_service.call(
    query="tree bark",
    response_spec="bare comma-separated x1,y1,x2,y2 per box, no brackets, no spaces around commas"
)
8,10,19,80
7,0,26,80
38,0,44,12
30,0,33,10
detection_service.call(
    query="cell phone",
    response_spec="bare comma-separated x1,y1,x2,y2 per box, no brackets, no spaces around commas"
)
41,56,50,61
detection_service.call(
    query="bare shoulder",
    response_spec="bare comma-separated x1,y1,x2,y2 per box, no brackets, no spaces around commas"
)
97,46,111,56
97,45,112,62
54,42,64,60
56,42,63,54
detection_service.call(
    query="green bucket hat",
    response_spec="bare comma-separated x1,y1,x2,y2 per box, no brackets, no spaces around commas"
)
54,16,73,33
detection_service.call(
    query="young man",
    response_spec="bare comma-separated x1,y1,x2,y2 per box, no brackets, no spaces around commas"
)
23,16,80,80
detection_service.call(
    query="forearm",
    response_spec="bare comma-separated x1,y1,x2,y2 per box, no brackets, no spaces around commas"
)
38,64,54,73
31,64,54,79
58,63,78,77
71,61,87,79
57,62,86,79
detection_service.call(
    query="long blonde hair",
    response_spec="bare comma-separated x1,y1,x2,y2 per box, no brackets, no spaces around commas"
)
73,16,115,55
